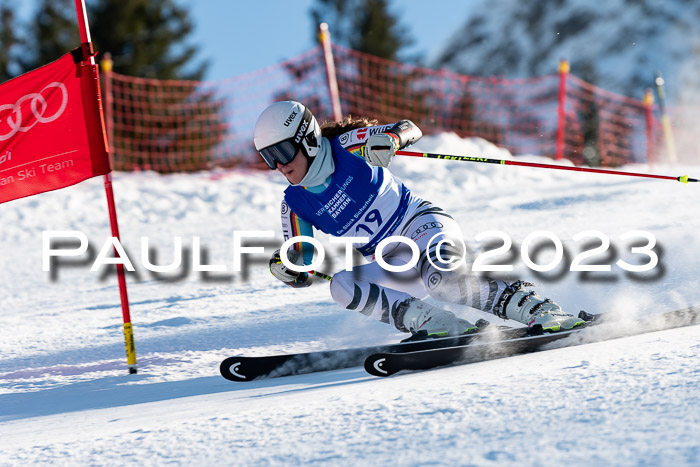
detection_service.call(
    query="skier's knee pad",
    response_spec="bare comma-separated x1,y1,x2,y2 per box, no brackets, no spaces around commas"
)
419,243,469,297
418,233,466,274
421,266,464,301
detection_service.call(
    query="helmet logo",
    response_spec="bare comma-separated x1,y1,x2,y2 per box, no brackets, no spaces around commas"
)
294,120,309,144
283,111,298,127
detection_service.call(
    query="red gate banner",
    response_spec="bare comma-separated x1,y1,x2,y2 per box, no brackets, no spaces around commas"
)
0,49,110,204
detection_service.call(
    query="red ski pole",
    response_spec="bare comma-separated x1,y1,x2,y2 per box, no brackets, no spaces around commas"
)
396,150,697,184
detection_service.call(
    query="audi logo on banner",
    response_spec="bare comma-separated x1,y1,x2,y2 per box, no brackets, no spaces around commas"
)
0,82,68,141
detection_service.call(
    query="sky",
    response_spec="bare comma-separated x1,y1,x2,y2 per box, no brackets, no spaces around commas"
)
183,0,478,81
15,1,478,81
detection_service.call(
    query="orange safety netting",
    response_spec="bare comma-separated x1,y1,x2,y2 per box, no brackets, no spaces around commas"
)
103,43,694,173
566,74,650,167
105,47,330,172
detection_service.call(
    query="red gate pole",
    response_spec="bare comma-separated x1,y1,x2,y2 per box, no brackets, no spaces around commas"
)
74,0,137,374
318,23,343,122
555,59,569,161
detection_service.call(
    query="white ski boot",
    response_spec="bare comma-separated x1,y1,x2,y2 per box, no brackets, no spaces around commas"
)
495,281,584,332
395,298,477,338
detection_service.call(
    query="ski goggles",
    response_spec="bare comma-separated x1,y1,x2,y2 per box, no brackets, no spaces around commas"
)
258,108,314,170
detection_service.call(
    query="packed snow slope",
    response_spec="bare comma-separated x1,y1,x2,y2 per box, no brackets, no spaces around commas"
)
1,134,699,466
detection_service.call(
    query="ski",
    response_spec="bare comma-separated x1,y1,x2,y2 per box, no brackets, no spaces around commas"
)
364,306,700,377
220,323,532,382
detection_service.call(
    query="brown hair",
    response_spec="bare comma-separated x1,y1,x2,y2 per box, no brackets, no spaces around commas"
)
320,115,380,140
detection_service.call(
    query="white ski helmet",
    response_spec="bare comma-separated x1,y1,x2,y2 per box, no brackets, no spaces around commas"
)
253,101,322,169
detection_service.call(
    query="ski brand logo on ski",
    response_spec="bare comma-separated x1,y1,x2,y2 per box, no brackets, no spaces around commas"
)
229,362,246,380
371,358,388,375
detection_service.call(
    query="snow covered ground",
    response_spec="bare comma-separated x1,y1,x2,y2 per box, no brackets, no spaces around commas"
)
1,134,699,465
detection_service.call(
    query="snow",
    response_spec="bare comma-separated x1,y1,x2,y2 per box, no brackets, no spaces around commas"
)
1,134,699,465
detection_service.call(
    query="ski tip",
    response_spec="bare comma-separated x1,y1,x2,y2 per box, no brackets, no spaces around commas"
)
364,353,394,377
219,358,250,382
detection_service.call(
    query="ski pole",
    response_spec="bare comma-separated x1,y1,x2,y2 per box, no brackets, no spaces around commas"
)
311,270,333,281
396,150,698,184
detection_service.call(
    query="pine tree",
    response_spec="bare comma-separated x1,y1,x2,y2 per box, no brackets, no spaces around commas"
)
17,0,222,173
0,1,21,82
302,0,430,126
89,0,206,79
19,0,77,73
310,0,411,61
22,0,206,79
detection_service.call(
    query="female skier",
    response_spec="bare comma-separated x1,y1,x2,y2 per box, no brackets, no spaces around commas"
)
254,100,584,338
